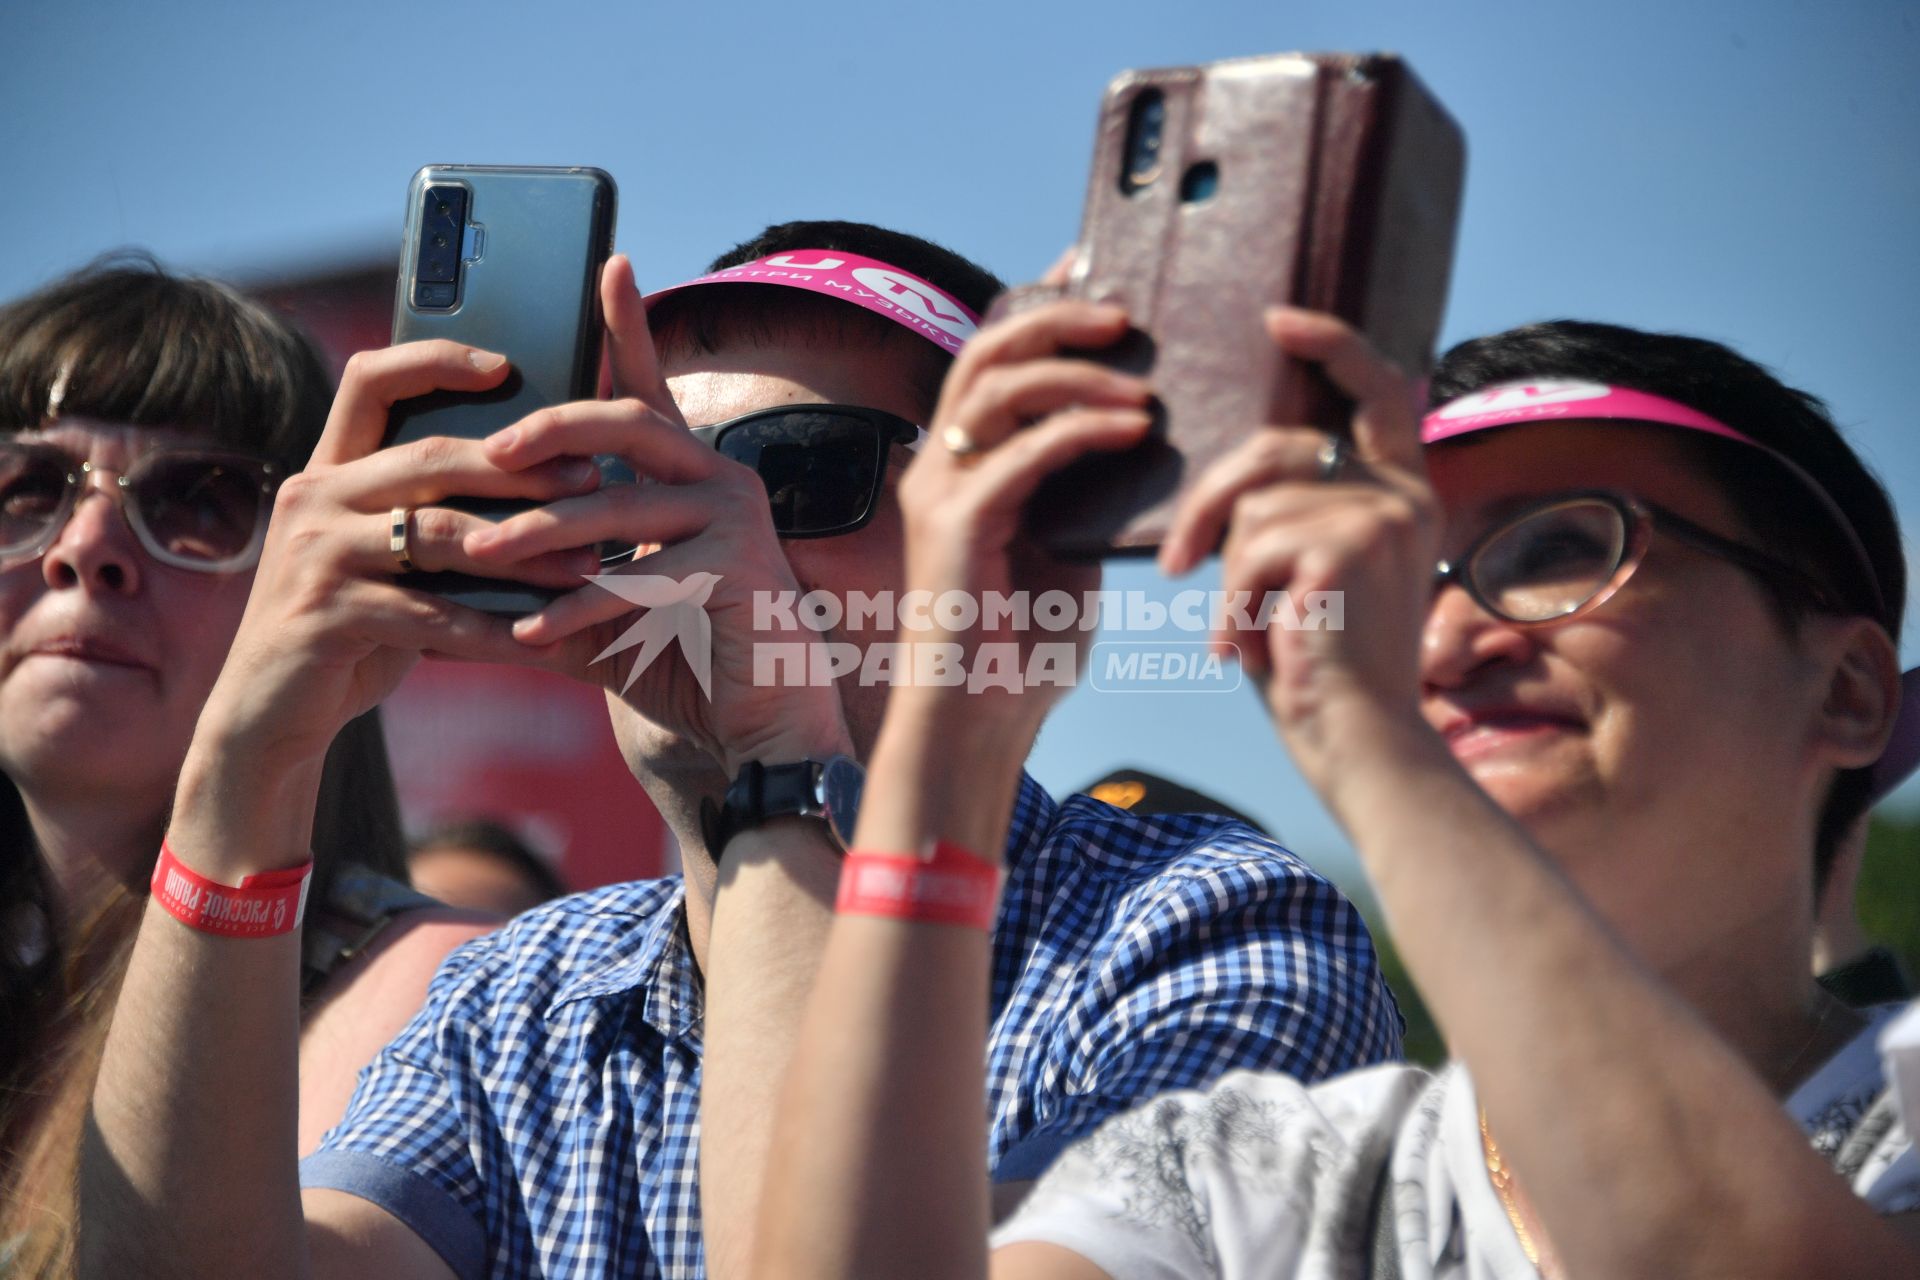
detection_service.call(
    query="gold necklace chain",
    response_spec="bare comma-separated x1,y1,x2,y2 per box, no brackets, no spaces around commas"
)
1474,998,1849,1276
1478,1109,1543,1266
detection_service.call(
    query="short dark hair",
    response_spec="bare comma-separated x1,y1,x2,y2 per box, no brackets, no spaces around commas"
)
410,816,566,904
649,220,1005,418
1430,320,1906,886
0,251,333,474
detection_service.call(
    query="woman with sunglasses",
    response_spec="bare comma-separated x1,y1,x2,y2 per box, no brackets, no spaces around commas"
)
722,309,1920,1278
0,258,500,1277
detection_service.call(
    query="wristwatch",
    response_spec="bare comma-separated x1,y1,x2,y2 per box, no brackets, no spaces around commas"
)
701,755,866,860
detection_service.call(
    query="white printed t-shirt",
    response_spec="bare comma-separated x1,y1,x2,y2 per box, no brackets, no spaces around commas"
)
994,1002,1920,1279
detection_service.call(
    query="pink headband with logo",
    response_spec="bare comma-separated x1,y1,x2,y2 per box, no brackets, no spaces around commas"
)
643,251,981,355
1424,378,1916,801
1424,379,1751,446
1421,378,1884,618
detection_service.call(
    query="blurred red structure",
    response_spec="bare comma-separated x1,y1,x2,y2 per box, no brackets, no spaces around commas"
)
252,259,671,890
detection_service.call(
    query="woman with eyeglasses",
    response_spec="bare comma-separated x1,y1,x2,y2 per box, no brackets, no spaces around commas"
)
720,309,1920,1278
0,258,499,1278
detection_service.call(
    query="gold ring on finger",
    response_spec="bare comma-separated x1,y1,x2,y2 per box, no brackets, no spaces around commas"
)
389,506,416,572
941,424,988,466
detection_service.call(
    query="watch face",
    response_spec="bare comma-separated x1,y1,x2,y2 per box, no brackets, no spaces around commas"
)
821,755,865,847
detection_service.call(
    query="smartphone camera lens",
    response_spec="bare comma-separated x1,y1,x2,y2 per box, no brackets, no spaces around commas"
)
1179,160,1220,204
1122,89,1168,194
414,184,469,307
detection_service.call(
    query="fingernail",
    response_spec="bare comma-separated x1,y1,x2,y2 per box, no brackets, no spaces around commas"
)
511,616,541,641
489,427,519,451
469,349,508,372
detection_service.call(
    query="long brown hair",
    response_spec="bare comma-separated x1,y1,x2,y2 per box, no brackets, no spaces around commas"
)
0,713,407,1277
0,258,409,1277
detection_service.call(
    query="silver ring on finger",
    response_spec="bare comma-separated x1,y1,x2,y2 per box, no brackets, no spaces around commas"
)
1315,436,1349,483
389,506,416,572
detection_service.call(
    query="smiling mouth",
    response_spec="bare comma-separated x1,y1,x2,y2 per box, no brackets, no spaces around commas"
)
1440,712,1583,760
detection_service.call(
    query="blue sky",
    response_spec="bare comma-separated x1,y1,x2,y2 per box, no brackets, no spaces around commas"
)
5,0,1917,885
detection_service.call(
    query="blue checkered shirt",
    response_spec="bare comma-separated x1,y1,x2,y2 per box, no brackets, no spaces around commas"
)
300,774,1401,1277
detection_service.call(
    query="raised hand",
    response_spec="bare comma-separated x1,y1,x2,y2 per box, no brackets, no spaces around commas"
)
468,256,853,775
197,339,606,790
890,297,1152,728
1159,308,1435,784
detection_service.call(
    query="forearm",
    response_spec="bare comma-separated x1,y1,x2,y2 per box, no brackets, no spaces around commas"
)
1322,708,1917,1278
698,713,868,1278
700,811,844,1279
743,699,1034,1280
81,740,323,1279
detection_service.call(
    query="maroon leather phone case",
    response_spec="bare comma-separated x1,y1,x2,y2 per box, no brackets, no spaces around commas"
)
998,52,1466,558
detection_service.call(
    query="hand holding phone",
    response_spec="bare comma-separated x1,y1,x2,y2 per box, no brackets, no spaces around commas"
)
387,164,618,613
1002,53,1466,558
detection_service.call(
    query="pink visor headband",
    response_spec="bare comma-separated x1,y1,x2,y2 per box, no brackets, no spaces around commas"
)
1422,379,1886,622
643,250,981,355
1424,378,1918,801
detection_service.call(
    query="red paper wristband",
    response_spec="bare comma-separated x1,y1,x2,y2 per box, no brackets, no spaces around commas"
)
150,838,313,939
835,840,1000,931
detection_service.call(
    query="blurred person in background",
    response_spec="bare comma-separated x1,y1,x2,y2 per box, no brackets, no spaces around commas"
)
1076,765,1270,832
407,817,565,917
0,258,495,1278
732,313,1920,1278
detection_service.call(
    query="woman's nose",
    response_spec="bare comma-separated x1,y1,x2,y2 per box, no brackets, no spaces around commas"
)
1421,578,1534,690
40,477,143,596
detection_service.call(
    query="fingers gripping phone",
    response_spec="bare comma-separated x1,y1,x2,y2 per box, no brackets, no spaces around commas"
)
388,164,618,615
999,53,1466,558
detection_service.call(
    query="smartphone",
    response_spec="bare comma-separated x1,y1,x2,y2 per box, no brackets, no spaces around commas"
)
388,164,618,614
1003,53,1466,558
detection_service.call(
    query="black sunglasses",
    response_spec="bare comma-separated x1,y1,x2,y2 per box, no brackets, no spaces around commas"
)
690,403,920,539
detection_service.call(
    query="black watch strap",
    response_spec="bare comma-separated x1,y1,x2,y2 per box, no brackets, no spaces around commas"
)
703,758,863,860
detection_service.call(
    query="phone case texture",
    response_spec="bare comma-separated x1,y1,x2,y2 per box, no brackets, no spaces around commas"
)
1002,53,1465,557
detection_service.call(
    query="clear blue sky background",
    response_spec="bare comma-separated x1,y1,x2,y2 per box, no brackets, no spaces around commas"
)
4,0,1916,888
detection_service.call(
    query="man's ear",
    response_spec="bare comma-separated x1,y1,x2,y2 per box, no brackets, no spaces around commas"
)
1811,615,1902,770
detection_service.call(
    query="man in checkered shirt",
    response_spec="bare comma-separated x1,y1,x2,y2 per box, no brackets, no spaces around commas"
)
96,221,1401,1279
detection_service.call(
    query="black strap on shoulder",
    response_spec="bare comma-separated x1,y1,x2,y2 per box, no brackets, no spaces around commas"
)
1363,1145,1402,1280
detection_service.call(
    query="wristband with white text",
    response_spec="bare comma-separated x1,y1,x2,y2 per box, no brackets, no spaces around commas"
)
150,838,312,939
835,840,1000,931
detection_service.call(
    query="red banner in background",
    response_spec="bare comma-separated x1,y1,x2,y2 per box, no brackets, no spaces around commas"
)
382,662,668,890
255,261,671,890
